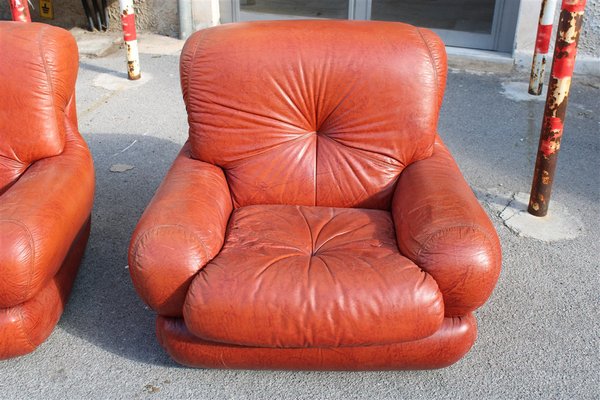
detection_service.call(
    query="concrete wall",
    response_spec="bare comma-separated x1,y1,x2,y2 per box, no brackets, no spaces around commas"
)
192,0,220,31
514,0,599,75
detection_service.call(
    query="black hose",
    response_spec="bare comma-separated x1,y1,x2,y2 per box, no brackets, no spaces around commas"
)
101,0,109,30
90,0,103,31
81,0,95,31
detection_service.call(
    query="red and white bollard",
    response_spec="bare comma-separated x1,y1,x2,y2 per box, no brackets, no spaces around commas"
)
529,0,558,95
528,0,587,216
119,0,141,80
9,0,31,22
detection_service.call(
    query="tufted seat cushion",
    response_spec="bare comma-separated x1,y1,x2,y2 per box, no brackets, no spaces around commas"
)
183,205,444,348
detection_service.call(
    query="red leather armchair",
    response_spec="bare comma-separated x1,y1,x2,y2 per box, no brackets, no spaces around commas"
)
129,21,501,370
0,23,94,359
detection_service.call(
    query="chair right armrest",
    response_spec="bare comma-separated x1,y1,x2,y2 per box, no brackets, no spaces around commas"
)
129,143,232,317
0,132,94,308
392,135,501,316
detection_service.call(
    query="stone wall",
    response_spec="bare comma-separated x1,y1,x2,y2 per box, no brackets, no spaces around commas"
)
580,0,600,57
0,0,179,37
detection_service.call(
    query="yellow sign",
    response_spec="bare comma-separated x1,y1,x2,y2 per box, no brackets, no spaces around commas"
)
39,0,53,19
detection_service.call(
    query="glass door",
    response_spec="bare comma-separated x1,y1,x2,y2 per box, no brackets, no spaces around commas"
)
239,0,350,20
221,0,518,51
364,0,517,51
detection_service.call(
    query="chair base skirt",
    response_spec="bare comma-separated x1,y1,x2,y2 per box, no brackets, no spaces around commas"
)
0,217,91,360
156,313,477,370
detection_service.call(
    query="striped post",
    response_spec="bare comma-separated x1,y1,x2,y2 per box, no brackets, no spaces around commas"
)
528,0,587,216
119,0,141,80
529,0,558,95
9,0,31,22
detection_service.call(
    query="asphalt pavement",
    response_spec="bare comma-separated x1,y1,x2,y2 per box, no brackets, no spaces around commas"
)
1,33,598,400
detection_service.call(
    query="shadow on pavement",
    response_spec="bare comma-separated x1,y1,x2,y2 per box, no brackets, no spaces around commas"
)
59,133,184,366
79,61,128,80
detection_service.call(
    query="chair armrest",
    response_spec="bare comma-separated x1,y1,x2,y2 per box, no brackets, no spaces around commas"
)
0,134,94,308
392,135,501,316
128,143,233,317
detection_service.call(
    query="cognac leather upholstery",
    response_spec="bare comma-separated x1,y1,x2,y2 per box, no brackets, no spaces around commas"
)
0,22,94,359
129,20,501,370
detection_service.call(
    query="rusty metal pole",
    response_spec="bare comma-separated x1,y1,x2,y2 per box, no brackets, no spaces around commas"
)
529,0,558,95
528,0,586,217
119,0,141,80
9,0,31,22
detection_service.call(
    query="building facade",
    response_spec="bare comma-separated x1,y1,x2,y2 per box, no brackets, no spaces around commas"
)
1,0,598,74
217,0,599,74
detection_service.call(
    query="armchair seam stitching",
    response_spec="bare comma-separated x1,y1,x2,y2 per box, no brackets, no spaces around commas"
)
185,30,208,106
131,224,211,275
18,304,36,350
0,219,36,305
131,224,211,308
416,27,439,110
18,305,36,350
415,224,499,266
38,24,63,153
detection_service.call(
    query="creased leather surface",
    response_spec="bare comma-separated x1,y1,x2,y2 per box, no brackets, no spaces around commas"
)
129,143,233,317
417,28,448,111
392,135,501,316
0,22,94,359
0,114,94,308
0,22,78,192
158,314,476,370
184,204,443,348
180,20,446,209
0,219,90,360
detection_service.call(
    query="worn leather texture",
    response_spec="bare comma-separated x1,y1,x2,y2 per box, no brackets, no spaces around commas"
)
393,136,502,316
129,20,501,370
0,219,90,359
157,314,477,370
0,22,94,359
0,22,79,193
184,205,444,348
180,20,446,209
129,143,232,317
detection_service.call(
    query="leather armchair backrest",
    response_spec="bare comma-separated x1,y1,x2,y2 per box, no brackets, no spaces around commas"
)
0,22,78,193
181,20,447,209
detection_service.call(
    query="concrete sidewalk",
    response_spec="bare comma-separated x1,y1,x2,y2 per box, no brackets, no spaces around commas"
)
1,34,598,399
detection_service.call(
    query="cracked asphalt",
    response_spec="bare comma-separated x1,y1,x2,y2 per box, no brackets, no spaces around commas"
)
1,34,598,399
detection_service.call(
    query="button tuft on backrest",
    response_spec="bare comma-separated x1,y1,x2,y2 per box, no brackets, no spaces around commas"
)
180,21,447,209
